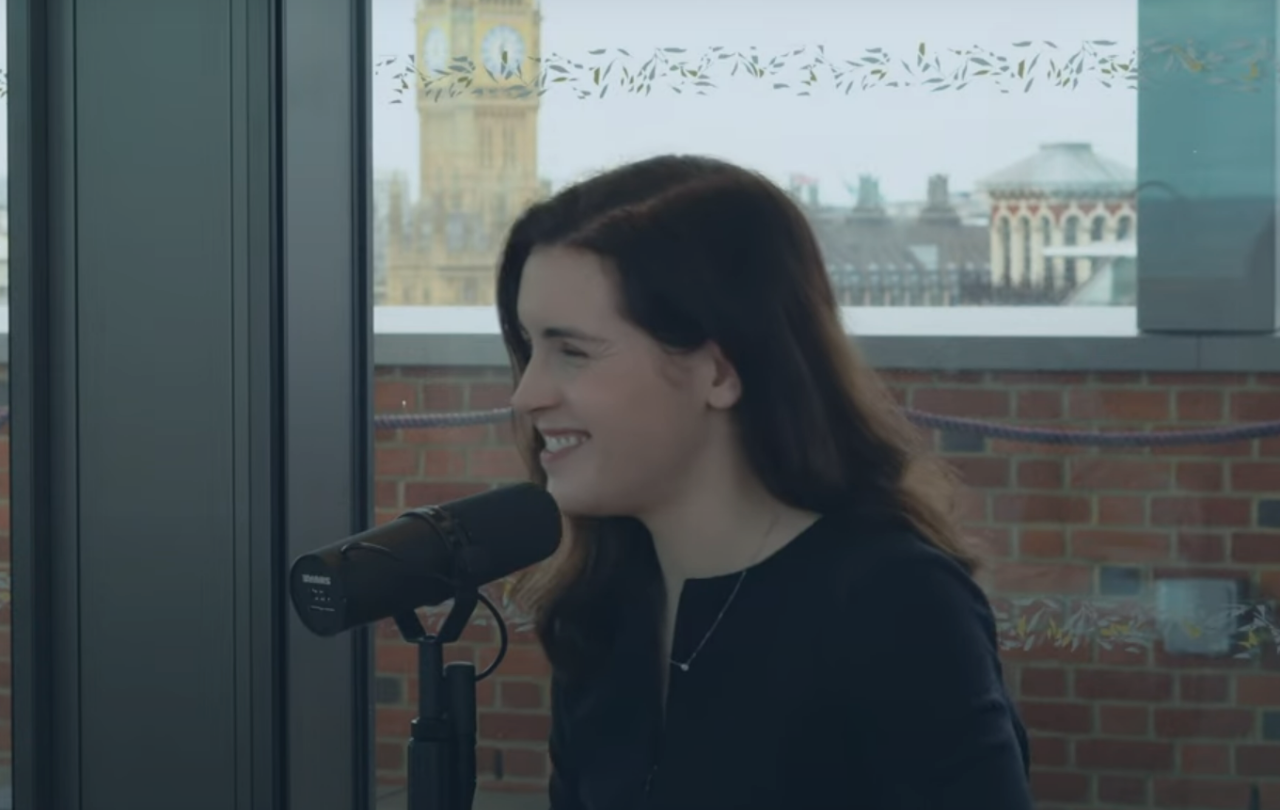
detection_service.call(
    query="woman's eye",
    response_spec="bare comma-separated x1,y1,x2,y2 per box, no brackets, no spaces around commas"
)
559,344,588,359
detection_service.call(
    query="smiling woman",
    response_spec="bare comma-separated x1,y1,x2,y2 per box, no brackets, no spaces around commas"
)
493,154,1032,809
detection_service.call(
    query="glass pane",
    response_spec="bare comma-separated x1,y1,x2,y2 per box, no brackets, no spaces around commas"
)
1,2,11,804
369,1,1280,808
371,0,1139,312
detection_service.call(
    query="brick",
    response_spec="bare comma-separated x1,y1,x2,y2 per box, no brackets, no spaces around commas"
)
478,711,551,742
375,380,421,413
1153,778,1252,809
421,382,467,410
1231,532,1280,564
376,741,405,771
1236,745,1280,777
468,447,527,480
1155,645,1254,671
1231,461,1280,492
376,447,421,477
1263,571,1280,600
1098,496,1147,526
1176,462,1224,492
1231,391,1280,421
404,424,493,446
1262,436,1280,458
1071,529,1170,562
1075,669,1173,701
955,489,987,522
989,563,1093,595
1068,389,1170,422
1017,390,1064,420
1180,743,1231,775
1070,458,1172,491
1149,497,1252,528
1097,774,1146,805
1176,389,1225,421
499,681,545,710
1237,675,1280,706
423,449,467,478
1099,705,1149,736
1177,532,1226,563
1151,437,1255,459
1022,668,1068,698
1018,529,1066,559
947,456,1010,488
1153,708,1254,739
1028,734,1069,767
488,646,551,678
1017,459,1064,489
967,526,1012,559
1098,639,1152,667
460,621,496,644
993,494,1092,524
1075,739,1174,771
376,706,420,736
376,481,400,510
1261,782,1280,810
468,382,514,410
1020,701,1093,734
476,679,496,708
912,388,1010,418
1030,769,1089,803
1180,674,1229,703
500,747,549,779
402,482,490,508
999,638,1092,665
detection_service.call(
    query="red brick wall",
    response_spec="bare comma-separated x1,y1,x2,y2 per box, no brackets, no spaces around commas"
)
1,368,1277,807
372,367,1280,809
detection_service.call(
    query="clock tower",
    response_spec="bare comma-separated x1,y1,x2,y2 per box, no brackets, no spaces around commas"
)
386,0,545,306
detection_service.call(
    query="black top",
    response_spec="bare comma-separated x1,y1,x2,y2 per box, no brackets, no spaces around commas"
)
546,511,1033,810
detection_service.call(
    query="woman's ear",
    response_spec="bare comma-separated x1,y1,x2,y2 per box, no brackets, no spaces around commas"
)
703,342,742,411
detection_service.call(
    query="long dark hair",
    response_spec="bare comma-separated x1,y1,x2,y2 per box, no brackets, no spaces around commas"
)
496,155,973,680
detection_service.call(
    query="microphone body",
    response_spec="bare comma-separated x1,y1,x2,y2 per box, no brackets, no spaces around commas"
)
289,482,561,636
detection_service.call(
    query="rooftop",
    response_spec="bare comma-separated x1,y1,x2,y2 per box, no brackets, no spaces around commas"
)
980,142,1135,198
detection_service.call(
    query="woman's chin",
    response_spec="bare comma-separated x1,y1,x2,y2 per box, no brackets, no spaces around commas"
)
546,479,611,519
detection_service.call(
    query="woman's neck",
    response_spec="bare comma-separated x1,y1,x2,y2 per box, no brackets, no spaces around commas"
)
641,481,816,586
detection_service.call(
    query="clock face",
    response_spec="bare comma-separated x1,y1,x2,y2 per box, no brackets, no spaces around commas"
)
481,25,526,79
422,27,449,75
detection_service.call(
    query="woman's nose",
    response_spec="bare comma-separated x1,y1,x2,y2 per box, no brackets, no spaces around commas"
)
510,361,557,416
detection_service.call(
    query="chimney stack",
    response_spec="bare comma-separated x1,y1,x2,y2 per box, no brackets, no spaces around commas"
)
919,173,961,225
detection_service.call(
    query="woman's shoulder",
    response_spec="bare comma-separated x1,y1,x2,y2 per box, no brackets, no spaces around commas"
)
806,511,991,619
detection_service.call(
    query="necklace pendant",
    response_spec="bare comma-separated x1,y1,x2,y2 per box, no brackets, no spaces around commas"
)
677,662,690,672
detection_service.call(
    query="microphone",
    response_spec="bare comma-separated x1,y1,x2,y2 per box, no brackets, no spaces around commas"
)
289,482,562,637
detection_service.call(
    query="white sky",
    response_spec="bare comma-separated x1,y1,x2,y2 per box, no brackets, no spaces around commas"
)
372,0,1139,204
0,0,1140,206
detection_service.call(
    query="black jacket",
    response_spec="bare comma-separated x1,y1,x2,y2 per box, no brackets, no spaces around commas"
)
547,511,1033,809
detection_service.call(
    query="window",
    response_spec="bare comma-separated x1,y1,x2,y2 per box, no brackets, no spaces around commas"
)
369,1,1280,807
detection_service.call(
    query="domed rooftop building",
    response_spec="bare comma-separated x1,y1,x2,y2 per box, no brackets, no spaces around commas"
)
979,143,1136,303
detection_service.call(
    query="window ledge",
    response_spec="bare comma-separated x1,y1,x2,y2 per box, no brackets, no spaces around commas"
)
368,306,1278,373
0,308,1270,373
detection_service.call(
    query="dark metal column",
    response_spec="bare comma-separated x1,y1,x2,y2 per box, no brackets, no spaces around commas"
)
8,0,373,808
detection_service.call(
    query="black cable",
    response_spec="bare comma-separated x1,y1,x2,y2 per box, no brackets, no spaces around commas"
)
338,539,511,681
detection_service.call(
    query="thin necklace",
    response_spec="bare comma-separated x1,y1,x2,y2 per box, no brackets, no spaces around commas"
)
669,512,780,673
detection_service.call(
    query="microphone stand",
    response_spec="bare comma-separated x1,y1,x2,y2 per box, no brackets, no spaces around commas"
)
393,588,480,810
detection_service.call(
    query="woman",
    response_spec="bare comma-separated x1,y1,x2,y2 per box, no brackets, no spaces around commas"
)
497,155,1032,809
